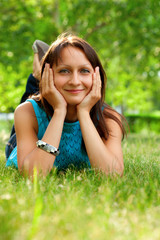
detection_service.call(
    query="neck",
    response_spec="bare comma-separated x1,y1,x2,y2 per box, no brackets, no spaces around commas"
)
65,105,78,123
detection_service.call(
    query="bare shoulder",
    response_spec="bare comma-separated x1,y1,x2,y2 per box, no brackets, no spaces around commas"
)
14,101,35,120
14,102,38,133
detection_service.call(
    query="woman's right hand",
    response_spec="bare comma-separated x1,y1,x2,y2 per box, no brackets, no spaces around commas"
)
41,63,67,112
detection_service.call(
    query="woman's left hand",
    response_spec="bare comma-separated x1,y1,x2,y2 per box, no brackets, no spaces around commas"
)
77,66,101,114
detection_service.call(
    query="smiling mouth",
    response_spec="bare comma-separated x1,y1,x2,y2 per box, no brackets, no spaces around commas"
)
65,89,84,94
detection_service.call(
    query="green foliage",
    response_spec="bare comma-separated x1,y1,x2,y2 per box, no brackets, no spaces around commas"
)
126,111,160,133
0,122,160,239
0,0,160,112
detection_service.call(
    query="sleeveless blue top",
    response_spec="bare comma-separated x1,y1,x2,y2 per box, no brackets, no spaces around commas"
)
6,99,91,170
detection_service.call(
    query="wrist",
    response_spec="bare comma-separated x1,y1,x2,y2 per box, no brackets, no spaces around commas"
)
54,107,67,118
77,108,90,120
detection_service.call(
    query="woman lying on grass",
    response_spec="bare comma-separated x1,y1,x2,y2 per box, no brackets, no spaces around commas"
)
6,33,126,177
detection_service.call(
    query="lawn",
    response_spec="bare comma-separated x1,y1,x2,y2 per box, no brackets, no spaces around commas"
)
0,120,160,240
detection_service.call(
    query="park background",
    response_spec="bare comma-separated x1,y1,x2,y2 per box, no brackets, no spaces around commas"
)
0,0,160,133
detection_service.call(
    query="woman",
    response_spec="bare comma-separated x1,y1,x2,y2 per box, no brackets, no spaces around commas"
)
6,33,126,177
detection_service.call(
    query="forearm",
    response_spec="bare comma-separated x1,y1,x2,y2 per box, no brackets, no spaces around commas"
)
78,110,123,175
22,109,66,176
42,109,66,147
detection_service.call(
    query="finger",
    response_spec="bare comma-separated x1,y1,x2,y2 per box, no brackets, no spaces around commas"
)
52,69,55,85
91,71,97,95
42,63,49,93
95,67,101,97
41,64,46,93
48,68,54,89
96,67,101,85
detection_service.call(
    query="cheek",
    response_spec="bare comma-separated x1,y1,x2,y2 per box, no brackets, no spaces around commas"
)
83,75,93,89
54,75,63,90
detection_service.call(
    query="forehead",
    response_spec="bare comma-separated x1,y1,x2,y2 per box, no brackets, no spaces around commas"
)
57,46,91,66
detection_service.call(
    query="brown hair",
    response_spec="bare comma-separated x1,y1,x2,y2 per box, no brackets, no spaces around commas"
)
36,33,126,139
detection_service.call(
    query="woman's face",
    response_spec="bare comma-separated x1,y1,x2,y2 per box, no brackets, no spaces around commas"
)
52,46,94,106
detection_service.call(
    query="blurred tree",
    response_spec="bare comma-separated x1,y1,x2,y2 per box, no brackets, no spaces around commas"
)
0,0,159,112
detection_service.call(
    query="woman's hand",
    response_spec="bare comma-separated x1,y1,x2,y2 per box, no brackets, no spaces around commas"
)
77,66,101,114
41,63,67,112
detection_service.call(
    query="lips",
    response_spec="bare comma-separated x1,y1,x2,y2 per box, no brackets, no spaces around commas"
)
65,89,84,94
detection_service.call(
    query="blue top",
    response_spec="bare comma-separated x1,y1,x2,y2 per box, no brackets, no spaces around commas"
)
6,99,91,170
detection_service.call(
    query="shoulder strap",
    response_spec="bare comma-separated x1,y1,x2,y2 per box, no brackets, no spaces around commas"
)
26,98,40,114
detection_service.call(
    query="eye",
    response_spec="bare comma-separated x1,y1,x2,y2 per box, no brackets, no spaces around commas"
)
80,69,90,74
59,69,70,74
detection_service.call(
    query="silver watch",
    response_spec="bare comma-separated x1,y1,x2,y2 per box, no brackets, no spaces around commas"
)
36,140,60,156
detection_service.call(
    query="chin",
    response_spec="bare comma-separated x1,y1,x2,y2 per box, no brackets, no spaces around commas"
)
66,101,82,106
65,96,85,106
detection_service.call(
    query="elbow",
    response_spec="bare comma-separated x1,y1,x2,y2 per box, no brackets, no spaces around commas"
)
112,155,124,177
22,158,30,172
105,159,124,177
20,157,52,178
18,158,26,174
114,161,124,177
117,162,124,177
19,158,33,177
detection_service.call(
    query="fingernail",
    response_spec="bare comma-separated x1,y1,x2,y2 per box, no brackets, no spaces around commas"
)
95,66,99,72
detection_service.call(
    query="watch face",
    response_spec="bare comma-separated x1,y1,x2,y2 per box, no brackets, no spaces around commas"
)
37,140,45,146
36,140,60,156
39,140,44,145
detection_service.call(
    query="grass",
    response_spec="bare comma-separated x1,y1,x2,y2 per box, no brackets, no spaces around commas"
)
0,120,160,240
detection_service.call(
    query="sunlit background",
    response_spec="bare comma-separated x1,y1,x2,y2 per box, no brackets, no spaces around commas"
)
0,0,160,132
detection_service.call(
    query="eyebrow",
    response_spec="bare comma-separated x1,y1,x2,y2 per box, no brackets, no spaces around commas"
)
56,64,92,68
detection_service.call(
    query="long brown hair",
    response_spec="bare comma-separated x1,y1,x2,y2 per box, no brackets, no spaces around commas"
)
36,33,126,139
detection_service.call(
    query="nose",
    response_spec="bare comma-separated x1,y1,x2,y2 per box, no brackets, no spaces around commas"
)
69,71,80,85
